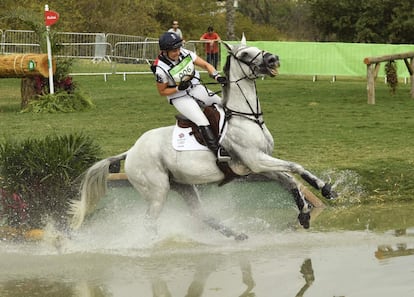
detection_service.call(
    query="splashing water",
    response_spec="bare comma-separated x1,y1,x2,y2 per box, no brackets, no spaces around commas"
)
321,169,365,204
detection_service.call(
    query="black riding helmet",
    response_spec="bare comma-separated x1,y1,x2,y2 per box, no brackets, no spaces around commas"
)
159,32,183,51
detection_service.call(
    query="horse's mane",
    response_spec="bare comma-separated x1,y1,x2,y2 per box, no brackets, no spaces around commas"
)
223,54,231,78
222,54,232,104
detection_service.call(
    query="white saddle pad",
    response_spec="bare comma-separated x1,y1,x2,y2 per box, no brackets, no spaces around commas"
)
172,126,209,151
172,105,226,151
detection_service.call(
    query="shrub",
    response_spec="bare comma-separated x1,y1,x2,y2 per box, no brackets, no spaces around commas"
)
22,58,95,113
0,133,101,229
22,91,95,113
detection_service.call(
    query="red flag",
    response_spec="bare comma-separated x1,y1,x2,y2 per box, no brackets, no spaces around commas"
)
44,10,59,26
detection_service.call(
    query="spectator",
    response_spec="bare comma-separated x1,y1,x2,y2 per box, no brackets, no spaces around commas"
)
168,20,184,41
200,26,221,69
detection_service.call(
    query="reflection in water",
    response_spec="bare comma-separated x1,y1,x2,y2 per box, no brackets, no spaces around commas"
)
375,243,414,260
150,257,316,297
0,279,110,297
151,257,257,297
296,259,315,297
375,229,414,260
1,232,413,297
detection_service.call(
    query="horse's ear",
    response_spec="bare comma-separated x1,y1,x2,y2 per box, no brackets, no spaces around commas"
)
241,33,246,46
222,41,233,52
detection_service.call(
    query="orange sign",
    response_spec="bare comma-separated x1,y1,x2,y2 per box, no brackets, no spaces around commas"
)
44,10,59,26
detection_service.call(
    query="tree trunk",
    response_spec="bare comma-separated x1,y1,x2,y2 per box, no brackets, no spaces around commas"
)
21,77,38,109
226,0,236,40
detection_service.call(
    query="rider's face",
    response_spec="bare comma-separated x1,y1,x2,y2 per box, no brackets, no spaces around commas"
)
166,48,180,61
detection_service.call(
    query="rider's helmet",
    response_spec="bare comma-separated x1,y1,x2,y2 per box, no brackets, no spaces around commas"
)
159,32,183,51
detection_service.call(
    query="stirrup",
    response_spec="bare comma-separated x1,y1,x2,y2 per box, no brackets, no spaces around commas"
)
217,147,231,162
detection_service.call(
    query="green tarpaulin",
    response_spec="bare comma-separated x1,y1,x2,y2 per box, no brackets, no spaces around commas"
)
222,41,414,77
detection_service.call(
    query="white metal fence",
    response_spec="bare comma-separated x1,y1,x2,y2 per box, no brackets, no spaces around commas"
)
0,30,218,62
0,29,41,54
0,29,221,79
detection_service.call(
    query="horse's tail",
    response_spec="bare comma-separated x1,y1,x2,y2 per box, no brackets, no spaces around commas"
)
68,152,127,230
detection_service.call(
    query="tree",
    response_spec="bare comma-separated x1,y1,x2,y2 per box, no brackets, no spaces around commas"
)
306,0,414,43
237,0,318,41
226,0,236,40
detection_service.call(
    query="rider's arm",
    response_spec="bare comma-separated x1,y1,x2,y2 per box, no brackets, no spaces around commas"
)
156,82,179,96
194,56,218,78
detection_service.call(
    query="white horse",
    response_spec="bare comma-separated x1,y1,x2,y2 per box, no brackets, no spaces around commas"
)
69,39,336,240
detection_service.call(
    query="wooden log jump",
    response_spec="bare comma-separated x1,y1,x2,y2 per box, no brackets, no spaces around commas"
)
363,51,414,104
0,53,55,78
0,54,56,109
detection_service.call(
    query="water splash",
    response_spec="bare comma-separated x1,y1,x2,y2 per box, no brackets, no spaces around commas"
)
321,169,365,204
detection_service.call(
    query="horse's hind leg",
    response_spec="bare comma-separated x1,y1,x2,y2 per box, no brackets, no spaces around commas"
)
127,172,170,236
170,182,248,240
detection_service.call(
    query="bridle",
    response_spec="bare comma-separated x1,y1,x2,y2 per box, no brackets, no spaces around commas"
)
223,48,272,129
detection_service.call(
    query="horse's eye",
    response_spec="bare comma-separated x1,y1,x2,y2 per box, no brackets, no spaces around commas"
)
240,52,250,61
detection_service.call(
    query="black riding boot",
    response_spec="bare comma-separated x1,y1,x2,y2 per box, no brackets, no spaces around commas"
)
199,125,230,162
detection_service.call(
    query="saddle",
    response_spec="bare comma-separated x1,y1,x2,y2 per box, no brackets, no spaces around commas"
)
175,105,221,145
175,105,239,186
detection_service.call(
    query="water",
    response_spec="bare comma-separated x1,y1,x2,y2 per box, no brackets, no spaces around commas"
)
1,181,413,297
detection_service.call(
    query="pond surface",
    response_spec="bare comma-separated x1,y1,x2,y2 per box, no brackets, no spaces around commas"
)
1,182,413,297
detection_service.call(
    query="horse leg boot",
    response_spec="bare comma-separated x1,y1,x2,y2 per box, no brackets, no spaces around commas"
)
199,125,231,162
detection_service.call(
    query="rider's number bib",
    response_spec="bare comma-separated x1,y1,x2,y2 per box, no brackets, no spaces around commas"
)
169,55,195,83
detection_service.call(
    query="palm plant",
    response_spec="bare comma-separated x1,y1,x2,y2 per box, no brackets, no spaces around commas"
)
0,133,101,229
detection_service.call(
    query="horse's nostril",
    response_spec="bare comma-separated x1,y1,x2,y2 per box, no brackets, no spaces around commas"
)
264,53,279,67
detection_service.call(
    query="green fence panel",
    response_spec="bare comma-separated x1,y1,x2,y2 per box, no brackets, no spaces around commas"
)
222,41,414,78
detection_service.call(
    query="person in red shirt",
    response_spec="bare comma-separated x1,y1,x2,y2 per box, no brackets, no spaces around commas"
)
200,26,221,69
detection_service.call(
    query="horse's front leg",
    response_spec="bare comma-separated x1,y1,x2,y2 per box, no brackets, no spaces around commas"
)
262,171,312,229
244,152,336,200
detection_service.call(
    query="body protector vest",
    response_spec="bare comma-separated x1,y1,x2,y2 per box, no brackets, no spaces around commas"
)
151,49,200,102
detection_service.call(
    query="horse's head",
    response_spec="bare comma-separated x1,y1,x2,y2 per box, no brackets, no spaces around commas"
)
222,38,280,79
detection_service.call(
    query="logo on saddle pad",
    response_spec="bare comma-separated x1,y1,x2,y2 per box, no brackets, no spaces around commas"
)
172,105,224,151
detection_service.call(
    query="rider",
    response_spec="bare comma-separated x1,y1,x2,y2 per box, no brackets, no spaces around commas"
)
151,31,229,161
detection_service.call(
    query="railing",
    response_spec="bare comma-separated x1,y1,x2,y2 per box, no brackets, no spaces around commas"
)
0,29,221,62
0,30,41,54
0,30,223,80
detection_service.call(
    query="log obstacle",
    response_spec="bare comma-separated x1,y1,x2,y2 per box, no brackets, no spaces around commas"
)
0,226,44,241
0,53,55,78
0,53,56,109
363,51,414,104
108,173,326,209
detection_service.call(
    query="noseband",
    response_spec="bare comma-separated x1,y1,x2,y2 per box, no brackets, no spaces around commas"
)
228,49,266,80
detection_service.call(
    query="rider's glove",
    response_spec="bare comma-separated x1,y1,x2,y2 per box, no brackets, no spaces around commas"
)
216,75,227,85
177,80,192,91
210,71,227,85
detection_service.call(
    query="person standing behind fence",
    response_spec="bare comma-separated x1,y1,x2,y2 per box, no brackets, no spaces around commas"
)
200,26,221,69
168,20,184,41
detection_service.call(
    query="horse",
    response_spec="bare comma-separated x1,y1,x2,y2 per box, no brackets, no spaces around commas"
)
68,38,336,240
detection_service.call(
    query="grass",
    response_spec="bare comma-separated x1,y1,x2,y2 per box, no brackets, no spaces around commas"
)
1,72,413,206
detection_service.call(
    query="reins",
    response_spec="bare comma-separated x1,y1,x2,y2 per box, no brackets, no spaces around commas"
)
223,49,266,129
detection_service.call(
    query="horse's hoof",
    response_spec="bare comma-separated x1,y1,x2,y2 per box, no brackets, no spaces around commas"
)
298,212,310,229
322,183,337,200
235,233,248,241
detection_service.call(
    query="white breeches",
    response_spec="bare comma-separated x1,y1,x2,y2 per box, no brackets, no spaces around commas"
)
171,84,222,126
